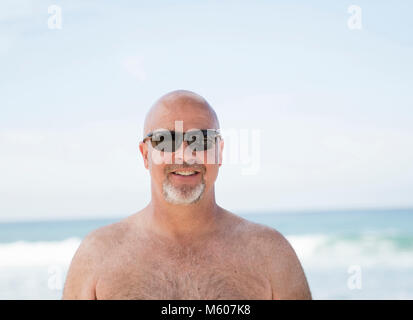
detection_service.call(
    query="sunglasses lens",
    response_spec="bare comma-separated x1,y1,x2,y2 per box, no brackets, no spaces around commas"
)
185,131,216,151
151,131,182,152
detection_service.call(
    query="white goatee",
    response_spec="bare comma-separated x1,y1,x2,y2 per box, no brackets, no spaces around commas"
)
162,179,205,205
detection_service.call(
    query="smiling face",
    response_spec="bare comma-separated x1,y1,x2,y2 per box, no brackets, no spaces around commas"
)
139,90,224,205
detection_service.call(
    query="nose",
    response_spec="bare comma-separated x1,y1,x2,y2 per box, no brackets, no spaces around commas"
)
173,140,198,165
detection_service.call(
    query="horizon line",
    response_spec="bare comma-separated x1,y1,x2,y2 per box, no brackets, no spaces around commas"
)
0,205,412,224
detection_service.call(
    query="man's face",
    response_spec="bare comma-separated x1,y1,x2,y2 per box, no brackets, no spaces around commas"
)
140,105,223,205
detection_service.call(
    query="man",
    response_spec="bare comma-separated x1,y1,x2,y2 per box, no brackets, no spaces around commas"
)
62,90,312,299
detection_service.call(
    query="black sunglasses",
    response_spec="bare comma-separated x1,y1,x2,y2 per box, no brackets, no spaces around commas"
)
142,129,221,152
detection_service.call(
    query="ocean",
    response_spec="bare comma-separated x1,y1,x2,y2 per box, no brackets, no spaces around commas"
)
1,208,412,300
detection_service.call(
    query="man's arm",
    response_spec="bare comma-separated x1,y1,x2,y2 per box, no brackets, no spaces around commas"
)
266,230,312,300
62,231,100,299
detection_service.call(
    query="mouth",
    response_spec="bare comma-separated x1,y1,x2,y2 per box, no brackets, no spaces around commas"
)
168,168,202,182
171,169,200,176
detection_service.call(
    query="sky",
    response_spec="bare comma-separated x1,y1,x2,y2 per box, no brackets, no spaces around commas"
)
1,0,413,222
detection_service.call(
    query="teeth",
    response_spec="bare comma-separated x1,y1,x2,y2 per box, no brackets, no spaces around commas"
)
173,171,197,176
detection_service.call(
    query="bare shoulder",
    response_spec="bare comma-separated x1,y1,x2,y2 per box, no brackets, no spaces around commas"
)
221,210,286,244
62,219,130,299
74,218,132,260
225,212,312,300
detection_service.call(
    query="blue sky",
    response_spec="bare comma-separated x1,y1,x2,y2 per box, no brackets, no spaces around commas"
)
1,0,413,221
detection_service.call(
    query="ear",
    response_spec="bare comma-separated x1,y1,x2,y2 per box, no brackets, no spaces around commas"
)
218,138,224,167
139,141,149,169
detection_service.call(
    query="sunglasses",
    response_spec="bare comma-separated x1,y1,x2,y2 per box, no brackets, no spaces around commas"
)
142,129,221,152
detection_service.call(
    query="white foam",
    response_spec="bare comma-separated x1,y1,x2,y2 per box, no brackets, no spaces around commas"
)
0,237,81,267
286,233,413,269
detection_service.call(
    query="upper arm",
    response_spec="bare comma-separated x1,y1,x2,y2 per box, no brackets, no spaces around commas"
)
265,230,312,300
62,232,100,300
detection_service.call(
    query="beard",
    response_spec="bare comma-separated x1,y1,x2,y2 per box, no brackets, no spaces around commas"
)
162,177,206,205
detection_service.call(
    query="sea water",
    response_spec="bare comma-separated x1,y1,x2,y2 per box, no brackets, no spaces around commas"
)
1,208,412,299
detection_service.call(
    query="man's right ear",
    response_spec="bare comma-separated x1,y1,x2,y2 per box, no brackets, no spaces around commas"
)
139,142,149,169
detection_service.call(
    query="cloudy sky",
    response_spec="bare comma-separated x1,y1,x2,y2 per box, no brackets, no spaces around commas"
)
1,0,413,221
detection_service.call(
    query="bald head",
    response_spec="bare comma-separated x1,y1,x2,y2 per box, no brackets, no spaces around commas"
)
143,90,219,136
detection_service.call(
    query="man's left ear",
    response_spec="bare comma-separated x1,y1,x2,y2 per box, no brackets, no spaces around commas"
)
218,139,224,167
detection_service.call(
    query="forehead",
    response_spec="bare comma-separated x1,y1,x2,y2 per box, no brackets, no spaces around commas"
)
146,101,218,134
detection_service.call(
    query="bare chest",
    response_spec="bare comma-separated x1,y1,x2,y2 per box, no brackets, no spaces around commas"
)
95,240,271,300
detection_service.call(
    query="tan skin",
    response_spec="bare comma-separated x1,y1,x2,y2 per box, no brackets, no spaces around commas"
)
62,90,312,300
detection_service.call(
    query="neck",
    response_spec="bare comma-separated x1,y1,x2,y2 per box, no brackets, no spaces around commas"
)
144,186,221,242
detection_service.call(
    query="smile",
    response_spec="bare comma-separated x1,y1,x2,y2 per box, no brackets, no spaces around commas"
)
169,168,202,181
172,171,198,176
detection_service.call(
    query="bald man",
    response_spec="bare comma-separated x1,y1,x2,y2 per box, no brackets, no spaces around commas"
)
62,90,312,300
